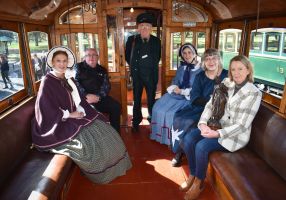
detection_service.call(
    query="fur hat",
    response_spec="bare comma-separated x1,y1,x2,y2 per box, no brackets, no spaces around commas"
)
46,46,76,68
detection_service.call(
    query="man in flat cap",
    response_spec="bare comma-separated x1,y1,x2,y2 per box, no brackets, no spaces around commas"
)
125,12,161,132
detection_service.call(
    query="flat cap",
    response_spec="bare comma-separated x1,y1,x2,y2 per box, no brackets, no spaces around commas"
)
136,13,154,25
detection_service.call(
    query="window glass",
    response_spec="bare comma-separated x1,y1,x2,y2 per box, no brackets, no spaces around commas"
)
28,31,49,81
107,29,116,72
283,34,286,54
249,28,286,98
265,32,280,52
59,5,97,24
60,34,69,47
170,32,181,70
197,32,205,56
185,32,193,44
0,30,23,100
75,33,98,62
251,32,263,51
218,29,241,69
60,33,98,63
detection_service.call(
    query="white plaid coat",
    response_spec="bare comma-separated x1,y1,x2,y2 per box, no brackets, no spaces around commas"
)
199,81,262,152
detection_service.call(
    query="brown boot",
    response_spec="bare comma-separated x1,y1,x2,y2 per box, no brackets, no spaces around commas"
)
184,178,204,200
180,175,195,191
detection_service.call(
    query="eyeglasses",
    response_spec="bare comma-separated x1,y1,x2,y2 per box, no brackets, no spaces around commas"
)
85,54,98,58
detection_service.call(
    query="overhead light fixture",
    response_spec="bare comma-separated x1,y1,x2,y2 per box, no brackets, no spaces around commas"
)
130,7,134,13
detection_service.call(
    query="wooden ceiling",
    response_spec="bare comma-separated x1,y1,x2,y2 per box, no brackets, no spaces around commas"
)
0,0,286,24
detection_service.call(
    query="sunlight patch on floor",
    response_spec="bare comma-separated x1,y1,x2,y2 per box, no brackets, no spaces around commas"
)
127,105,150,125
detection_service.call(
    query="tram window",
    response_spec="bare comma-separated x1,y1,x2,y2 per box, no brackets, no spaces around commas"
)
0,30,24,101
225,33,235,51
61,34,69,47
107,30,116,72
283,34,286,54
27,31,49,82
218,29,241,69
265,32,280,53
60,33,99,62
197,32,205,56
170,32,181,70
75,33,98,61
249,28,286,98
59,5,97,24
185,32,193,44
250,32,263,52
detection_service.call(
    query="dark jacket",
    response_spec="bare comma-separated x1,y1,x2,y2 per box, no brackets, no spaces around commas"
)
0,60,9,72
125,34,161,85
75,61,111,98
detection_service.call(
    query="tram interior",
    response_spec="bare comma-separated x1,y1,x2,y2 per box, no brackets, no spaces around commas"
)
0,0,286,200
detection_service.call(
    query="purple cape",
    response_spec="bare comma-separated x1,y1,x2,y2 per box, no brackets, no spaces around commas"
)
31,73,107,150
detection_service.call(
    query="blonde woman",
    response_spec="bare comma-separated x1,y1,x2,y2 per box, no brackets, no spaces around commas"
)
181,55,262,200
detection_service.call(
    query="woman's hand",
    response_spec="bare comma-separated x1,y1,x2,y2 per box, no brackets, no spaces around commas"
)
86,94,100,104
173,86,181,94
199,124,219,138
69,111,85,119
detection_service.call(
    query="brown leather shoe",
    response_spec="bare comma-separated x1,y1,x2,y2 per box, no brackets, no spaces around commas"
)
184,178,204,200
180,175,195,191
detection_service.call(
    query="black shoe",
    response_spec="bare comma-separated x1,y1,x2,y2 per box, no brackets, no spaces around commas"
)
3,86,8,89
131,125,139,133
171,152,183,167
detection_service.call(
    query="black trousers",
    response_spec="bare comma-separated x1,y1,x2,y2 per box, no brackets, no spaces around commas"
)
92,95,121,133
132,73,156,126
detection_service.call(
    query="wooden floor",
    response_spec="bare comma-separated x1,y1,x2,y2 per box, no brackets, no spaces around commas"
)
65,115,218,200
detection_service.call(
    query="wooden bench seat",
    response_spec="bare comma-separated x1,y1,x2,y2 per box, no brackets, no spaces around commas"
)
0,98,75,200
208,103,286,200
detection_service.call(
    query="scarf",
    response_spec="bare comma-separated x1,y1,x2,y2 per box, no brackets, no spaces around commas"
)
180,61,195,89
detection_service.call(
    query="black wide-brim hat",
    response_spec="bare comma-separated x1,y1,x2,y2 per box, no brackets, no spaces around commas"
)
136,13,154,25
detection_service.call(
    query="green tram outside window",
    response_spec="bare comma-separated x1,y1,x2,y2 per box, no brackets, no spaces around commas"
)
249,28,286,98
250,32,263,52
0,30,24,102
218,29,241,69
283,34,286,55
27,31,49,82
265,32,280,53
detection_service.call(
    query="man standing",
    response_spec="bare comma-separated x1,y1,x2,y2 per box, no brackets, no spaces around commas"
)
125,12,161,132
75,48,121,133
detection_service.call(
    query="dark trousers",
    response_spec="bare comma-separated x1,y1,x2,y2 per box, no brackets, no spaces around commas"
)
181,128,227,180
92,95,121,133
1,71,12,87
132,73,156,126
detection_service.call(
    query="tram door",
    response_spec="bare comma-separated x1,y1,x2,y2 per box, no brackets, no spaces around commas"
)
106,8,162,126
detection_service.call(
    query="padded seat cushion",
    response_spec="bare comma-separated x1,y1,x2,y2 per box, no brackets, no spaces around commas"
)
210,150,286,200
0,150,74,200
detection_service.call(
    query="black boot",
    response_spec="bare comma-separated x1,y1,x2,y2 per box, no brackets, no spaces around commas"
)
171,152,183,167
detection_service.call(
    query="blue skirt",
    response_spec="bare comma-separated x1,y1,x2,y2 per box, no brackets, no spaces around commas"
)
150,93,190,145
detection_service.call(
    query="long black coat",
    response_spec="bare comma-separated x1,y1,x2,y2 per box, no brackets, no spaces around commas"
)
125,34,161,86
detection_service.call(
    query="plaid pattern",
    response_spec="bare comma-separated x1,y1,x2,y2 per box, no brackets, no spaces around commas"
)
199,82,262,152
51,120,132,184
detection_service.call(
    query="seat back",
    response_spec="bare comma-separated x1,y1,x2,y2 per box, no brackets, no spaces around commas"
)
248,103,286,181
0,98,36,187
